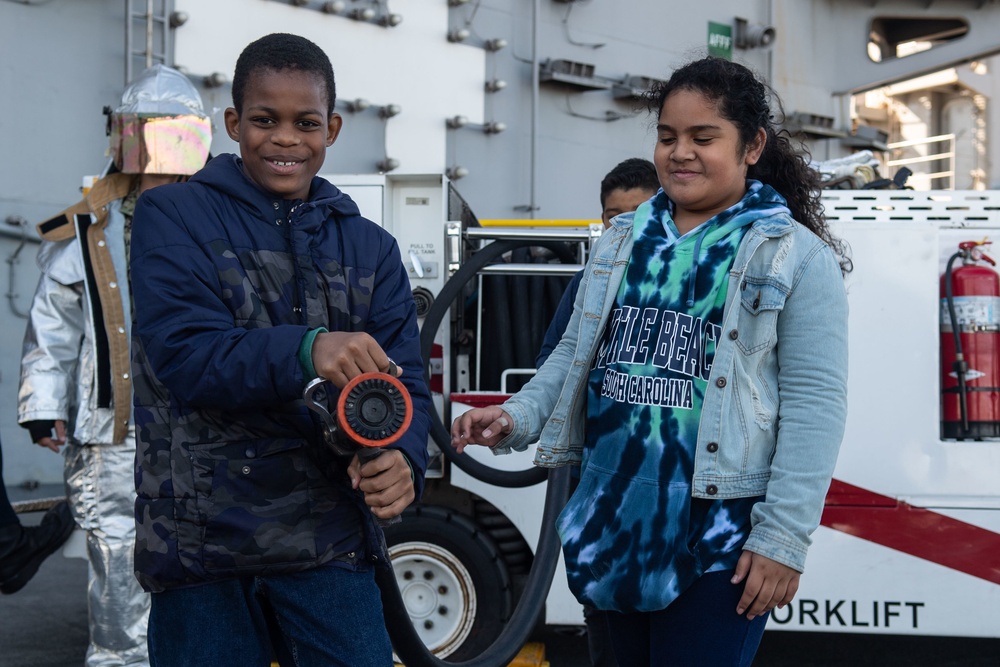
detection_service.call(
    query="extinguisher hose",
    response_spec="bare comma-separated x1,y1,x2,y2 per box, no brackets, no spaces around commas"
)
378,465,572,667
418,238,576,488
944,251,970,432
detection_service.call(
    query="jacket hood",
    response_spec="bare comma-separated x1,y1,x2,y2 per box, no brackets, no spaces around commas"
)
191,154,362,224
629,180,793,307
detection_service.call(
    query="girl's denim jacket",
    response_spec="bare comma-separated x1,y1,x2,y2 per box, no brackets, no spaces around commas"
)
495,210,848,572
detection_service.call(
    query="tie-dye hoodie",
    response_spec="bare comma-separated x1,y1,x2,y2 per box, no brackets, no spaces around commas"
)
495,179,847,579
556,182,786,612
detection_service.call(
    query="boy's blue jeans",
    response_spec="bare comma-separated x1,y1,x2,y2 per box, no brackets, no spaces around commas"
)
148,563,393,667
604,570,769,667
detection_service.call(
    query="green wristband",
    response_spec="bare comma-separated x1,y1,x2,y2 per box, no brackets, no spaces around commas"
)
298,327,328,381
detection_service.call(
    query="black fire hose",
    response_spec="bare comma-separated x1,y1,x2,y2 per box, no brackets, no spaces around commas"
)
418,238,576,488
380,237,575,665
379,465,571,667
944,250,970,432
302,369,574,666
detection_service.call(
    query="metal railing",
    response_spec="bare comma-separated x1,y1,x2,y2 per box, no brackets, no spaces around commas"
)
12,497,64,514
886,133,956,190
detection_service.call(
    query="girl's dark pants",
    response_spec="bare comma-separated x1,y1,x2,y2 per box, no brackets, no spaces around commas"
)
604,569,769,666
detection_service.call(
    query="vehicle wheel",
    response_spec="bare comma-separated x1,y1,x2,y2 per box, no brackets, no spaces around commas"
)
383,504,513,661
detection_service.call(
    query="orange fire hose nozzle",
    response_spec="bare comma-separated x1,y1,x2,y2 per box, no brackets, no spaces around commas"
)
304,367,413,526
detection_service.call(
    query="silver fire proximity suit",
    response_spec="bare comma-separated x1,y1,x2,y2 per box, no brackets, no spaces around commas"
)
17,64,211,667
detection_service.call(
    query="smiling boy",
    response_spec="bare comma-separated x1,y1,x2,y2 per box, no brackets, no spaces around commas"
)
129,33,430,666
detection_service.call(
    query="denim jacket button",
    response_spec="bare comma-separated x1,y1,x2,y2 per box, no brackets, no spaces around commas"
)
728,329,738,340
716,377,727,388
706,484,718,495
706,442,719,453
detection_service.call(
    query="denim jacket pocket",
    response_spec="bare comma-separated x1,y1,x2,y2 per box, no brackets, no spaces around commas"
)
735,279,788,355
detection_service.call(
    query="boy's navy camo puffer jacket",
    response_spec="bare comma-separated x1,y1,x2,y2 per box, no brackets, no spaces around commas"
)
129,153,430,593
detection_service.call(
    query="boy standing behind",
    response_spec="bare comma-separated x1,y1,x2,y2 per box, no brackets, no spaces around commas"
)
535,158,659,368
129,33,429,666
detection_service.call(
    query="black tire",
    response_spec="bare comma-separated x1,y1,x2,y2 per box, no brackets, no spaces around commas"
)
383,505,513,662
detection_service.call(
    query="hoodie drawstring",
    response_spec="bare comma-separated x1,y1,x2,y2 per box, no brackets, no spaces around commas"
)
686,223,713,308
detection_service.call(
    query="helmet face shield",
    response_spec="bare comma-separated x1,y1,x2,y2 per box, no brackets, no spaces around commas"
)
108,64,212,175
110,113,211,175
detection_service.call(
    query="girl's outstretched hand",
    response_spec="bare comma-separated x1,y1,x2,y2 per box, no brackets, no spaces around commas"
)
731,550,800,620
451,407,514,453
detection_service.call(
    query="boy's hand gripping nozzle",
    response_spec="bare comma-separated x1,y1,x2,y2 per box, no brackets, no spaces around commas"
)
303,363,413,525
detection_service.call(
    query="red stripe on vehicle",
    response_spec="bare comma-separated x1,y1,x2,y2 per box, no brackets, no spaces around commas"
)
822,479,1000,585
451,393,513,409
447,407,1000,585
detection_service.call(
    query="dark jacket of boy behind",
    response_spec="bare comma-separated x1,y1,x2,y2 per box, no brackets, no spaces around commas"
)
130,154,430,592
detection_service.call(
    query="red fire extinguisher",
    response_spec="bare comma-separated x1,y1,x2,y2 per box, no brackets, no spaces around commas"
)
941,239,1000,439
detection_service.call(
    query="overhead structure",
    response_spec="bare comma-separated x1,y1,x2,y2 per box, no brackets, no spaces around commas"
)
810,0,1000,94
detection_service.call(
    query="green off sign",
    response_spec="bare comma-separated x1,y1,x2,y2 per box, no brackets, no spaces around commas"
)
708,22,732,60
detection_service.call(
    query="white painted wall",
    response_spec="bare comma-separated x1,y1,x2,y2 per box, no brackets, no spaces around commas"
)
172,0,486,176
